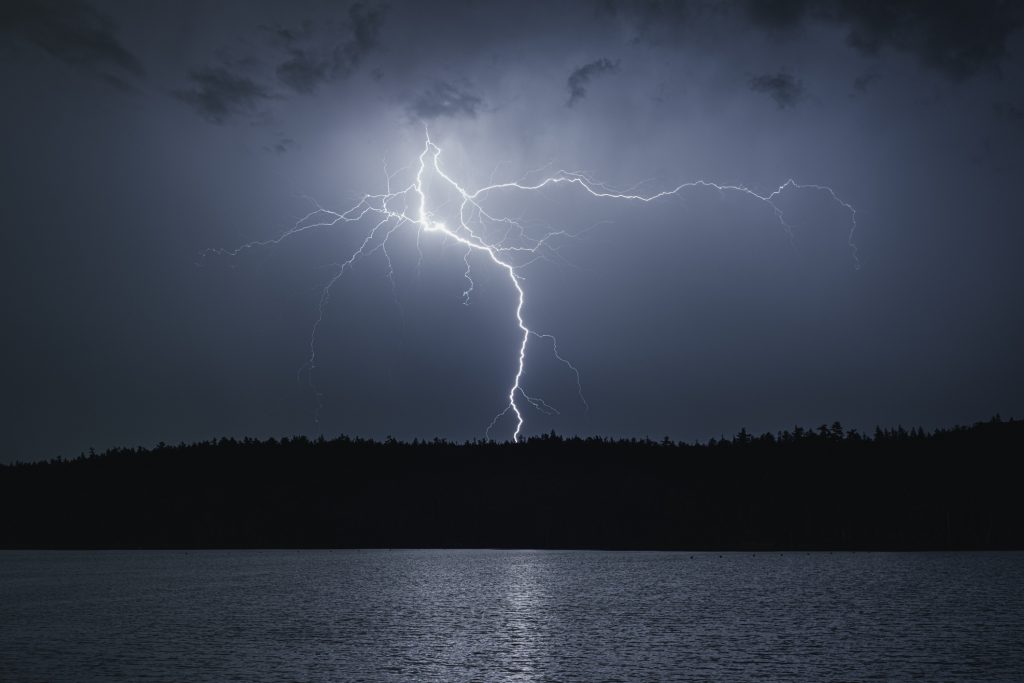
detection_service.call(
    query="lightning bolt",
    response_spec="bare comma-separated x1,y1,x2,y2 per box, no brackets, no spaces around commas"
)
205,129,857,442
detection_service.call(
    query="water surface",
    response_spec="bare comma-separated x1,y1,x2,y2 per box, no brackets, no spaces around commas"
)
1,550,1022,681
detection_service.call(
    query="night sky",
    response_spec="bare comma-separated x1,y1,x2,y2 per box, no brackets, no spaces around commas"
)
2,0,1023,462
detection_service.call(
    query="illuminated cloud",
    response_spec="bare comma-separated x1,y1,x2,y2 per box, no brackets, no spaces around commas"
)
407,81,482,120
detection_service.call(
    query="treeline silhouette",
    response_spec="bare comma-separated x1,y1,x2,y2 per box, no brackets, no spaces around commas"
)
2,417,1021,550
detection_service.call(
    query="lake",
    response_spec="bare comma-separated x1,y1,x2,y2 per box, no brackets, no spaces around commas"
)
1,550,1022,681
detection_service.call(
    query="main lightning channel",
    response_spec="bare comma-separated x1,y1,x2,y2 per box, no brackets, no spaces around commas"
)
206,130,858,443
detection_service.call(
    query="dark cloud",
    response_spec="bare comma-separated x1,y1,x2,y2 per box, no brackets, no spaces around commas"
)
276,49,331,94
261,20,314,48
264,136,297,155
749,71,803,108
610,0,1023,81
994,101,1024,126
740,0,810,31
746,0,1024,81
173,67,275,124
834,1,1023,81
853,70,880,93
264,3,386,95
340,2,387,70
0,0,144,89
567,58,618,106
261,22,331,94
170,3,386,121
597,0,703,35
407,81,482,120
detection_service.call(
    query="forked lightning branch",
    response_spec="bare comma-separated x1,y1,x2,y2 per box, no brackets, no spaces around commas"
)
207,131,858,442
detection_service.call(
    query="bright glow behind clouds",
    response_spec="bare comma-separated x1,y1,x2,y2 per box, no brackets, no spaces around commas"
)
207,128,858,441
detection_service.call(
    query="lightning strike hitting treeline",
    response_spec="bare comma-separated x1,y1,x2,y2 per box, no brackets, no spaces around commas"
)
206,130,858,442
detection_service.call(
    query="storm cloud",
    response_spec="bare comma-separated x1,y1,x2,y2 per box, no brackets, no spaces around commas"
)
994,101,1024,126
609,0,1023,81
407,81,482,120
173,67,275,124
265,2,386,95
567,58,618,106
852,71,881,93
749,71,804,108
829,0,1023,81
276,49,331,95
341,2,387,71
2,0,1024,462
0,0,144,91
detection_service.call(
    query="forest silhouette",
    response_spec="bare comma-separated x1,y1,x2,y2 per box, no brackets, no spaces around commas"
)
1,417,1021,550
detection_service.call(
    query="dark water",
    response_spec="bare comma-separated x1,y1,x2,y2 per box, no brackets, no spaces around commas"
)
1,550,1022,682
